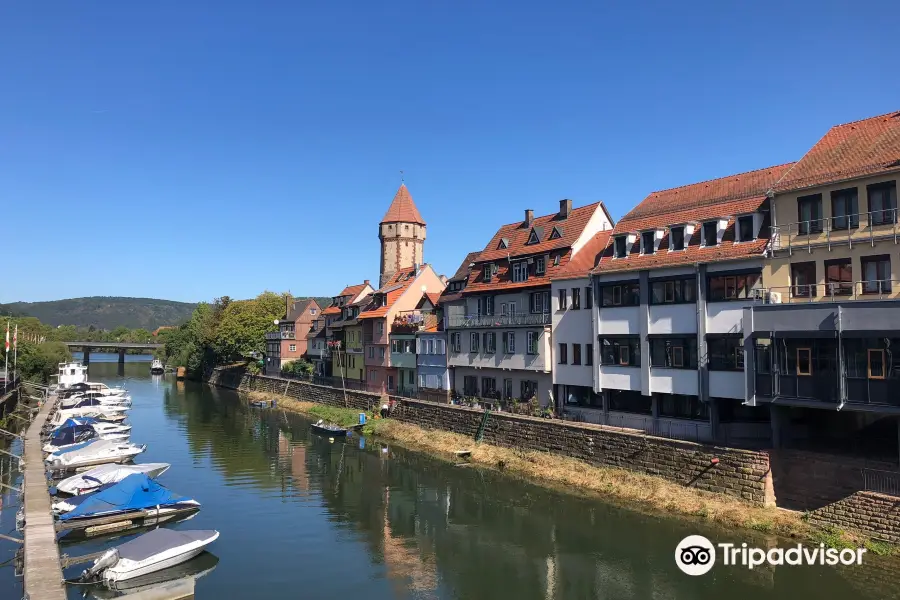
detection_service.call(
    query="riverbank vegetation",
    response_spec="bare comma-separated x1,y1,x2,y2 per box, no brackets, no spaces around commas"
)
243,388,895,553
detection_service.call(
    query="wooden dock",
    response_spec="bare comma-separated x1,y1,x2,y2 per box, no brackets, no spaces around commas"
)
23,397,66,600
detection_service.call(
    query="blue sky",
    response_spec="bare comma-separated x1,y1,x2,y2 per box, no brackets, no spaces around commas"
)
1,1,897,304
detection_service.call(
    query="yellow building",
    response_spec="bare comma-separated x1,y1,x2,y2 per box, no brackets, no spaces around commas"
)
328,285,373,382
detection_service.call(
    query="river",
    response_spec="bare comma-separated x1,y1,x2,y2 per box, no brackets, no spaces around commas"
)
0,354,897,599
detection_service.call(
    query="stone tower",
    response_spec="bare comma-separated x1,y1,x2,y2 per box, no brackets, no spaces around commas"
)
379,184,426,288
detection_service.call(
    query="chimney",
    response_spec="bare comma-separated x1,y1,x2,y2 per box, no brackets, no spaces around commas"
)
559,199,572,219
525,209,534,226
413,263,420,276
364,279,370,286
285,293,292,319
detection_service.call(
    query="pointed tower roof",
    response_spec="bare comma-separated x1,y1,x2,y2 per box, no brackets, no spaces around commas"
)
381,184,426,225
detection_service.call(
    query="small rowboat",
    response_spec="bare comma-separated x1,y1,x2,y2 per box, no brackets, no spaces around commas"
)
310,420,349,437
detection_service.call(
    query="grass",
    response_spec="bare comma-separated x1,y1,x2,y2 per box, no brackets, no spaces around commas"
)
243,389,898,554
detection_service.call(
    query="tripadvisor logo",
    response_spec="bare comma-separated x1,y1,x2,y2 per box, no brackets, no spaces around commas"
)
675,535,867,576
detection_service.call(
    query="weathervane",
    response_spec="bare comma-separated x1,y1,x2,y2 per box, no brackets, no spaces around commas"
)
400,169,404,183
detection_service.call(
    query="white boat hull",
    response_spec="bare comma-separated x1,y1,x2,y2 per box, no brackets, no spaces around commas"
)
103,530,219,583
46,442,146,470
43,432,130,453
56,462,171,496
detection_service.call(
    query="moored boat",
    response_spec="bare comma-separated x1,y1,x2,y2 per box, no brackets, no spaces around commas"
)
150,359,164,374
55,462,171,496
310,420,349,437
59,473,199,523
80,528,219,584
46,439,146,470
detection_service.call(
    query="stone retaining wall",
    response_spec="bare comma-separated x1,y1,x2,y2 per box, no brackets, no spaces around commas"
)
209,367,774,505
809,491,900,543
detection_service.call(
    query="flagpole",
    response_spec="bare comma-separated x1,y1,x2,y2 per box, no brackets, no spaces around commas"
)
13,324,17,381
4,321,8,394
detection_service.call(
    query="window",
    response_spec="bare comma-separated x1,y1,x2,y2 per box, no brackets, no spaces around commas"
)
478,296,494,316
599,337,640,366
503,331,515,353
601,282,640,306
481,377,497,397
558,289,567,310
520,380,538,401
419,373,426,388
702,221,718,247
571,287,581,309
791,262,817,298
535,256,546,275
512,262,528,282
463,376,478,396
391,339,399,353
868,349,886,379
737,215,755,242
669,226,685,251
862,254,891,294
585,286,593,309
529,291,549,313
607,390,652,414
368,346,374,358
797,194,823,234
376,322,384,335
289,344,296,352
450,332,461,353
649,337,698,369
509,301,517,316
379,347,385,359
650,278,695,304
825,258,852,296
526,331,538,354
504,378,513,399
470,332,479,353
707,272,762,301
708,336,744,370
585,343,593,366
484,264,493,282
483,332,496,353
558,343,568,364
549,227,562,240
527,229,540,244
614,236,628,258
796,348,812,376
572,343,582,365
658,394,710,421
831,188,859,230
641,231,656,255
868,182,897,225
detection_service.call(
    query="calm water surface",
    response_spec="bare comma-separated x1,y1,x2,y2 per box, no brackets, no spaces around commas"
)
0,354,897,599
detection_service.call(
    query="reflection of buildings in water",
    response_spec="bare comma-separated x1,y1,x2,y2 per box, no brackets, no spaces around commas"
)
382,487,438,596
277,430,309,492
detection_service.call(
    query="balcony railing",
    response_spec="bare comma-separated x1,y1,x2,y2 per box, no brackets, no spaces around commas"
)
448,312,550,328
265,331,296,340
770,208,899,254
757,280,900,303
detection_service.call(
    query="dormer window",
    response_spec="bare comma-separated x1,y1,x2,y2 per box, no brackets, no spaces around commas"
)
484,263,495,282
702,221,719,247
614,236,628,258
641,231,656,255
535,255,546,275
498,238,509,249
737,215,755,242
512,261,528,283
669,226,685,251
526,229,540,245
549,226,562,240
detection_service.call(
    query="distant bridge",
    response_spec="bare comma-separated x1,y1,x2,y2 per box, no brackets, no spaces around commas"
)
63,341,162,364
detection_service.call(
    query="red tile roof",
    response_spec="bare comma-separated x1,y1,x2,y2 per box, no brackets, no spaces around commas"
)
322,305,341,316
438,251,481,304
425,292,441,306
553,230,613,280
381,184,426,225
776,111,900,192
590,165,790,275
464,250,574,294
358,266,421,319
338,281,371,299
476,202,604,262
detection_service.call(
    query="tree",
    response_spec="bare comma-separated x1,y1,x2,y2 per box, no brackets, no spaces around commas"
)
16,341,71,383
213,292,285,360
281,359,313,377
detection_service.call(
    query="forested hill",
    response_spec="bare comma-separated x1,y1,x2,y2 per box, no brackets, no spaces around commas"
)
0,297,198,330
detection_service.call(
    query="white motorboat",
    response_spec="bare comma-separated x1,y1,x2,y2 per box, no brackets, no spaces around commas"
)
46,439,146,470
52,406,128,426
61,382,130,401
61,393,131,410
54,362,89,390
82,529,219,584
55,463,171,496
150,359,164,374
43,420,132,453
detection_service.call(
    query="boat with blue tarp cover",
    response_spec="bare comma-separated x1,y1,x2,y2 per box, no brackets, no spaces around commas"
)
59,473,200,522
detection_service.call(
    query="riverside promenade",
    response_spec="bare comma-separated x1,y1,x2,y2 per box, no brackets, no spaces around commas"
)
22,395,65,600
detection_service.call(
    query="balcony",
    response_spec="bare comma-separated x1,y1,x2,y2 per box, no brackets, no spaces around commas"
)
448,312,551,329
759,280,900,304
265,331,295,340
392,310,439,333
771,208,899,254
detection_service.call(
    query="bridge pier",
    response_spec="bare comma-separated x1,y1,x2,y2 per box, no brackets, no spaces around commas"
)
82,347,91,364
118,348,126,364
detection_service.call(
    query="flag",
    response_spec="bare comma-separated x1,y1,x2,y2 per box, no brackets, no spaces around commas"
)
13,325,16,351
4,322,8,353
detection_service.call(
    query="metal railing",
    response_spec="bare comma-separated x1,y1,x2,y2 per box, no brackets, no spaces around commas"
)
771,208,899,253
863,468,900,497
757,280,900,303
265,331,295,340
448,312,550,329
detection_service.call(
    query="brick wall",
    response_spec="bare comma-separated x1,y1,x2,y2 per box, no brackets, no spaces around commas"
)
808,491,900,543
210,367,773,505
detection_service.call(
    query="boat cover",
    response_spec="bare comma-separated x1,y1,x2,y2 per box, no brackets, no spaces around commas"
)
58,482,118,508
53,417,99,433
50,438,103,456
56,463,171,495
48,424,96,447
60,474,194,521
114,529,218,562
